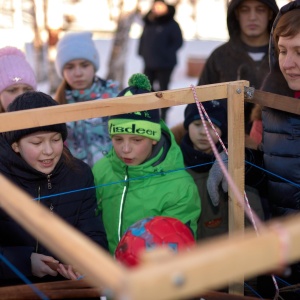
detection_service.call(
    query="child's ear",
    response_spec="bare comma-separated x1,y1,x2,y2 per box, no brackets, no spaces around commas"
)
152,140,158,145
11,142,20,153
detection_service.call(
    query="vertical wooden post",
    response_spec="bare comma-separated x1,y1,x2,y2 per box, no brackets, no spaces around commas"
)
227,82,246,294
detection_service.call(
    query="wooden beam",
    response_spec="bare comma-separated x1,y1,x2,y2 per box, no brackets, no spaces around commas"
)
245,89,300,115
0,174,125,292
119,215,300,300
227,82,246,294
0,81,246,132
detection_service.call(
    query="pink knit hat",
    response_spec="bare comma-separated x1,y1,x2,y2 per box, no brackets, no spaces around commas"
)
0,47,37,94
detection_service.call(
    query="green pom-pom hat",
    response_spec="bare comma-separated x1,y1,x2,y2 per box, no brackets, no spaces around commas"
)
108,73,161,141
119,73,152,96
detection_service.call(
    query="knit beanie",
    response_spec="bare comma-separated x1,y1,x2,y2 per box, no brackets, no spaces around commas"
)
184,100,227,137
108,73,161,141
55,32,99,78
4,91,68,145
0,47,37,94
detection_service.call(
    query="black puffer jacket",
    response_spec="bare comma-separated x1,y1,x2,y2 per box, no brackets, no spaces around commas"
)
0,136,108,283
138,4,183,69
261,0,300,216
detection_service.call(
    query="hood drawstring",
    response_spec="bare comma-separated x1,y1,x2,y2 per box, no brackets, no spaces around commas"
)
117,166,129,242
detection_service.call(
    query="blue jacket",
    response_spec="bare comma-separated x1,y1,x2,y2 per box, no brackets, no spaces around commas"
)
261,0,300,216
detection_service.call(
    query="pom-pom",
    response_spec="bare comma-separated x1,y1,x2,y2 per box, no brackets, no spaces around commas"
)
128,73,151,92
0,46,26,58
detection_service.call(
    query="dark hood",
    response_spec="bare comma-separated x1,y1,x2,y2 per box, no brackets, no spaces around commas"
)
269,0,300,72
227,0,279,38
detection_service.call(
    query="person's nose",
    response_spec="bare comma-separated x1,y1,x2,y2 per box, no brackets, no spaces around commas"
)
122,141,131,153
249,8,257,20
74,65,82,76
42,142,54,155
282,53,296,70
198,125,206,135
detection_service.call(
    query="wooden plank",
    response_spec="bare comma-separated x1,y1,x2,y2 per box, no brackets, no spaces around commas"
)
120,215,300,300
0,81,247,132
227,82,246,295
245,89,300,115
0,280,263,300
0,174,125,292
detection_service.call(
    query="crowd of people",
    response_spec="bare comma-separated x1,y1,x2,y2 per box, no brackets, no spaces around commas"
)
0,0,300,299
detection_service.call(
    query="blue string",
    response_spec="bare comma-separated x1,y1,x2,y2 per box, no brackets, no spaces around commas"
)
34,159,300,201
275,276,300,294
244,281,264,299
4,159,300,298
0,255,49,300
246,160,300,189
34,161,215,201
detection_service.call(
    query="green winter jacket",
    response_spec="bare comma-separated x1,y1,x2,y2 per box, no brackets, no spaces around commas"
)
92,121,201,254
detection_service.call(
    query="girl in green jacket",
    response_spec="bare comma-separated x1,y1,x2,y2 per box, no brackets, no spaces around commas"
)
92,74,201,254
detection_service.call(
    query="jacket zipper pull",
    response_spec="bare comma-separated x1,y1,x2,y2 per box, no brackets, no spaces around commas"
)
47,174,52,189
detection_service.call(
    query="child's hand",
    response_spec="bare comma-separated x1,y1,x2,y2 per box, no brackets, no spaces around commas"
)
56,263,82,280
207,151,228,206
31,253,59,277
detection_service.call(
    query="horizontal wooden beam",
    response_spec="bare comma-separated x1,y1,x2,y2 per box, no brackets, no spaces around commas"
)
0,81,246,132
245,89,300,115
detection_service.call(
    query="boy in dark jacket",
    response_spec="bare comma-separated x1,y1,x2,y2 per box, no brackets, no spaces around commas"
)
180,100,266,240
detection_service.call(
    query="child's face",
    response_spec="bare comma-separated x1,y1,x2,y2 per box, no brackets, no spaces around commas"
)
278,32,300,91
11,132,64,174
112,134,157,166
188,120,222,154
62,59,95,90
0,84,34,112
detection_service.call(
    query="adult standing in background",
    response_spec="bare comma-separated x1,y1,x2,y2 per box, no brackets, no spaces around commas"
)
138,0,183,122
198,0,279,136
170,0,278,146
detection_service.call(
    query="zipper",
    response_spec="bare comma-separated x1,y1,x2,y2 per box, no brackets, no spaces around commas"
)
47,174,52,189
117,166,129,241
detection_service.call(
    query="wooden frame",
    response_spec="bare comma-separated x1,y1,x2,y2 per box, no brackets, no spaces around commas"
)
1,81,300,300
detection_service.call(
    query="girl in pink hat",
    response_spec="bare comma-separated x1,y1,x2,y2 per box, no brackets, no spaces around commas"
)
0,46,37,113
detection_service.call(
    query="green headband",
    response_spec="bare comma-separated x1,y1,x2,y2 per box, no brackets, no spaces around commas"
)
109,119,161,141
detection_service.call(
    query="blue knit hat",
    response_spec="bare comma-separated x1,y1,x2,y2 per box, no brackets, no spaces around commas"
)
55,32,99,78
109,74,161,141
184,100,227,138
